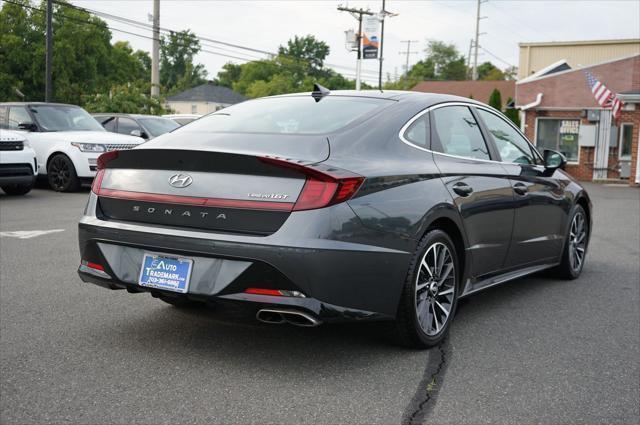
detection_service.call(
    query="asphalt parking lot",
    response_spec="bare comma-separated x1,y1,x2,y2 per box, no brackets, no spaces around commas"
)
1,183,638,425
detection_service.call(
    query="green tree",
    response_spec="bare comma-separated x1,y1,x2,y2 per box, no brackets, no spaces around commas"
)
216,63,242,88
109,41,150,85
489,88,502,110
0,0,40,100
477,62,505,80
504,97,521,127
425,41,467,80
503,66,518,81
160,30,207,93
385,40,467,89
278,35,330,76
84,81,166,114
216,35,357,99
0,0,158,110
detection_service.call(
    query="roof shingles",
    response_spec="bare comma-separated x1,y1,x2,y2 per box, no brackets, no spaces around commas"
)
166,83,246,104
412,80,515,105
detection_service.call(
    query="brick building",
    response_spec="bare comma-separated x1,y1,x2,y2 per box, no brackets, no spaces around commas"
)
412,80,515,109
516,54,640,185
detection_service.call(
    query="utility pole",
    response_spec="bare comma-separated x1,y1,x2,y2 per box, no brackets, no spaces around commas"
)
337,5,374,90
151,0,160,97
45,0,53,102
466,38,473,79
399,40,419,76
472,0,488,80
377,0,398,90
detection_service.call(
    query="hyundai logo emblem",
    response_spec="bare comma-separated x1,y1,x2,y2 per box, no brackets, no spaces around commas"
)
168,173,193,188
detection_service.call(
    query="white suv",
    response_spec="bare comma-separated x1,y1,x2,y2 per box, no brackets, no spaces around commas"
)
0,103,144,191
0,129,37,195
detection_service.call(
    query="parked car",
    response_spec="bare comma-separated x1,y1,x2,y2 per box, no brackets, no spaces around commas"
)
0,129,37,195
93,113,180,140
0,103,144,192
78,89,592,348
162,114,201,126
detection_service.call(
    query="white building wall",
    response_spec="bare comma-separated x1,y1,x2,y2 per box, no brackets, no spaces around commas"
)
166,101,230,115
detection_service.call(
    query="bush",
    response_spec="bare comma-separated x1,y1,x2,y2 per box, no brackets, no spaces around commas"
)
489,88,502,110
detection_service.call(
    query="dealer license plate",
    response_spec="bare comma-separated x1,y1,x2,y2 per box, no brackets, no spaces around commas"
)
138,253,193,293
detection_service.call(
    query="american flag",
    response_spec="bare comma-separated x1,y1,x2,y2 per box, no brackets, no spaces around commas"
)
584,71,623,118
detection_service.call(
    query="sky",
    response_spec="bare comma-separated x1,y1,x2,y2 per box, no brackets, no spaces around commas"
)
58,0,640,84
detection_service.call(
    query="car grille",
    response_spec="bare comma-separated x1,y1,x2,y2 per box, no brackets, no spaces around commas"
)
0,141,24,151
104,144,135,151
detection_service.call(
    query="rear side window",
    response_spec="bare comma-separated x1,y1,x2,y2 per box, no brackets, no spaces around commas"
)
8,107,33,129
98,116,117,132
477,109,539,165
431,106,490,160
403,113,429,148
178,96,393,135
0,107,7,128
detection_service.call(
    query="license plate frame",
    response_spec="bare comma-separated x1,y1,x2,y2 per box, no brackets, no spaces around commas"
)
138,253,193,294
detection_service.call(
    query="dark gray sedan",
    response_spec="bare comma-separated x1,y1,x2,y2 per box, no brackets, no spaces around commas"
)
93,113,179,140
78,89,591,348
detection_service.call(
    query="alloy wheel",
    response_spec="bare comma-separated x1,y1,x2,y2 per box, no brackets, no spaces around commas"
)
49,157,70,190
415,242,456,336
569,212,587,272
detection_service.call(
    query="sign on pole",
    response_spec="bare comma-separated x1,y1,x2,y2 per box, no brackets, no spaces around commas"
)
362,15,380,59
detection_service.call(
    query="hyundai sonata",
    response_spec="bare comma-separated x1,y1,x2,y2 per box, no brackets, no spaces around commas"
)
77,88,591,347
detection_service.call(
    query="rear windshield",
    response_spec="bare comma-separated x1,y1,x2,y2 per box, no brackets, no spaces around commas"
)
177,96,392,135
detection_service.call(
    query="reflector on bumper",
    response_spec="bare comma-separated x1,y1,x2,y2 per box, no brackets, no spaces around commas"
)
79,260,111,279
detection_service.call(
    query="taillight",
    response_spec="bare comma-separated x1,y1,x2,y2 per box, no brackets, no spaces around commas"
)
92,151,119,194
244,288,306,297
259,156,364,211
97,150,118,170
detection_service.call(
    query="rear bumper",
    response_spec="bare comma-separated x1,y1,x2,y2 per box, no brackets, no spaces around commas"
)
78,208,413,321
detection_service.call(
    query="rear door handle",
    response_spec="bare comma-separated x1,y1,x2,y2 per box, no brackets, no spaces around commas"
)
513,182,528,196
452,182,473,197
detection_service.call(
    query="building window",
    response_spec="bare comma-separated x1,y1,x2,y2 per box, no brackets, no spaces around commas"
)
191,104,197,114
536,119,580,163
619,123,633,160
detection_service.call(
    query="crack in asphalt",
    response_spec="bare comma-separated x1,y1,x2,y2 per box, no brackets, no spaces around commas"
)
402,338,451,425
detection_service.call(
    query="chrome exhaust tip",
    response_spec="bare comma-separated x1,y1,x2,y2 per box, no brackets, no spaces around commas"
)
256,309,321,327
256,310,285,324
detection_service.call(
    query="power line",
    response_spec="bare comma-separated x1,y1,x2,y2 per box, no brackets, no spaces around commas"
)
56,0,380,78
4,0,260,63
479,46,515,68
399,40,419,76
5,0,378,82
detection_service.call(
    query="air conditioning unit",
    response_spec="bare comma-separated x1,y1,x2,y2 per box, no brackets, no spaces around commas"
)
586,109,600,122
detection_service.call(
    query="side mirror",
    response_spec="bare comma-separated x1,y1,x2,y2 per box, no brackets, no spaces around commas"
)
543,149,567,170
130,129,148,139
17,122,37,131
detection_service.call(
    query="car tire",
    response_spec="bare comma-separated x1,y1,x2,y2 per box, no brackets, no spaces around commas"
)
47,154,80,192
395,229,460,348
1,183,33,196
554,204,589,280
159,296,205,309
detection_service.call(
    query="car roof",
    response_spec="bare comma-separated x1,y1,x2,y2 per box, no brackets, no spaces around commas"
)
255,90,488,107
0,102,81,108
92,113,168,119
